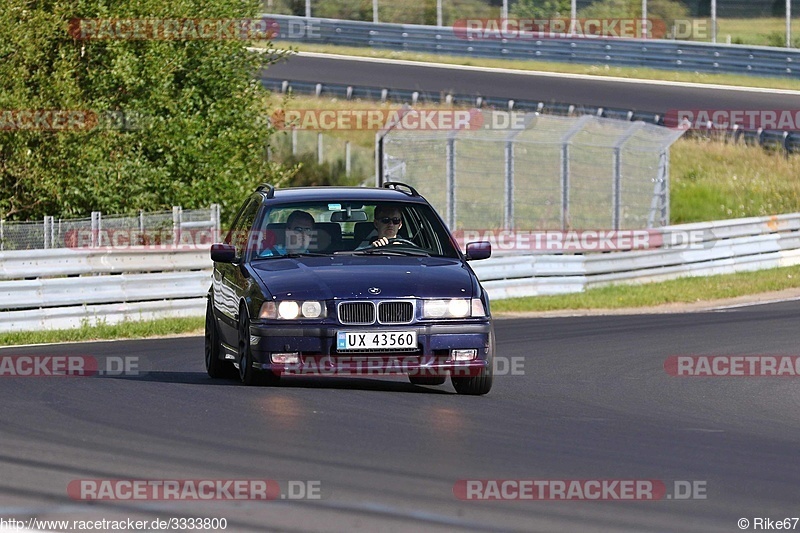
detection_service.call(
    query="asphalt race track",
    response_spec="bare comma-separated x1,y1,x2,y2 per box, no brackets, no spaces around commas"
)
2,302,800,532
262,53,800,113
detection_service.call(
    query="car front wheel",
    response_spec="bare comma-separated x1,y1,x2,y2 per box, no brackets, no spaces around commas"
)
205,299,233,379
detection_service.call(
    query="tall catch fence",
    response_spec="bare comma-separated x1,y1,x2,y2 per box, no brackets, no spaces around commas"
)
379,112,686,230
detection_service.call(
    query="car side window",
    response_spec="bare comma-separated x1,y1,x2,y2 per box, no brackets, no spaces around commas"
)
226,198,260,259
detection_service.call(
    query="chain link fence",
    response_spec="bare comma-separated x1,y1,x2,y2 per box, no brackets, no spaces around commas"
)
0,206,220,251
379,112,685,230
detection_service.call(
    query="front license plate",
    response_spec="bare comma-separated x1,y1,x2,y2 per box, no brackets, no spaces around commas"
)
337,331,418,351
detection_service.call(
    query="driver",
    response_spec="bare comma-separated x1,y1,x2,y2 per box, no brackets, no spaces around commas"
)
360,205,404,248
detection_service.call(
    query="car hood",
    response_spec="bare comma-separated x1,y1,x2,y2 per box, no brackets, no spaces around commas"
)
251,256,475,300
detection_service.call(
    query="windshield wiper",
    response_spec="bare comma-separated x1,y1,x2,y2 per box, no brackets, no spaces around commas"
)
284,252,329,257
347,248,430,257
253,252,329,260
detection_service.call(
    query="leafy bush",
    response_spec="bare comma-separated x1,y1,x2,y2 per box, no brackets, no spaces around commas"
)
577,0,689,31
279,152,362,187
512,0,572,19
0,0,292,222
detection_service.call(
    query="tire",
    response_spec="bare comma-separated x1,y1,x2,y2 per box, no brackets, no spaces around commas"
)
451,329,494,396
409,375,446,386
237,306,279,387
205,299,233,379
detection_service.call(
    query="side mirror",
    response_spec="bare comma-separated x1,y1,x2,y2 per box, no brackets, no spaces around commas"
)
465,241,491,261
210,243,236,263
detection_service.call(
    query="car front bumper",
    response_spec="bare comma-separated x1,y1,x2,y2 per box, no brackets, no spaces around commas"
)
248,321,491,376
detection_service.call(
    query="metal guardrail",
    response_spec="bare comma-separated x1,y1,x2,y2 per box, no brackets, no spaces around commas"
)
474,213,800,299
1,214,799,332
264,78,800,153
265,15,800,78
0,247,212,332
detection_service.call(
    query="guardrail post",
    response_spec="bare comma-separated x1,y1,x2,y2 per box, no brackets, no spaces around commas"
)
1,218,5,251
317,132,323,165
292,128,297,156
173,206,182,245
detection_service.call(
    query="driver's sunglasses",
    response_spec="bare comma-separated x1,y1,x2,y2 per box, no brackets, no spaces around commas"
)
379,217,402,225
291,226,314,234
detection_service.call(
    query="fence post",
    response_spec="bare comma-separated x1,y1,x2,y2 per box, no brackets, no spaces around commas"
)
560,115,592,230
504,140,514,230
613,122,646,230
292,128,297,156
173,206,182,245
0,218,3,251
661,150,670,226
43,216,54,249
711,0,717,43
345,141,352,177
503,113,536,230
211,204,222,242
446,133,456,229
317,132,324,165
91,211,101,247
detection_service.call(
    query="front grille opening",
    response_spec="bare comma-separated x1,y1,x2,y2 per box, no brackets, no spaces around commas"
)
339,301,375,324
378,301,413,324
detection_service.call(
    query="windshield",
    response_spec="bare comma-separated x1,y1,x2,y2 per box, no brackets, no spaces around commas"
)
251,201,460,259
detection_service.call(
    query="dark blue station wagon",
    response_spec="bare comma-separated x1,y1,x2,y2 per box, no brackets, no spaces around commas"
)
205,182,494,395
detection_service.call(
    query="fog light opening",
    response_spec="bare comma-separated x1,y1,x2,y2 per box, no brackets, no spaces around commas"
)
451,349,477,361
271,352,300,364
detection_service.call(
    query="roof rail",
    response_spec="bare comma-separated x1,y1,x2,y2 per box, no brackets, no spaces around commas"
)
382,181,419,197
256,183,275,199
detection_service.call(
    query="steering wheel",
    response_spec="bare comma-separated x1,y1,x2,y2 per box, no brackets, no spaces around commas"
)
387,238,418,247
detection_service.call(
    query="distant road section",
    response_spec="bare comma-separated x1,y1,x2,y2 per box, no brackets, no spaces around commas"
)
263,52,800,113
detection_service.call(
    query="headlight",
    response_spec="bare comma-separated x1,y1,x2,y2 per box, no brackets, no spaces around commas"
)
423,298,483,318
260,300,326,320
301,300,323,318
278,301,300,319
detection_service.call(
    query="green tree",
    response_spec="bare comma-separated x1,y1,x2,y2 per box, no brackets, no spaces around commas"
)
0,0,290,221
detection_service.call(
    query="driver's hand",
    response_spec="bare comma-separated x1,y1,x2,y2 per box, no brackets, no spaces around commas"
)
371,237,390,247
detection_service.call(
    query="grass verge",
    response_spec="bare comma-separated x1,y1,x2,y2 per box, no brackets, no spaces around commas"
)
492,264,800,313
0,316,204,348
270,42,800,92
